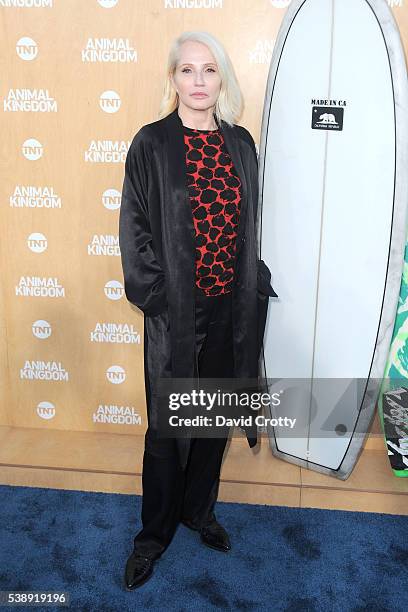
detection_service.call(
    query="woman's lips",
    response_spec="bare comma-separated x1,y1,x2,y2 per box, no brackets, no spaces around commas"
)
191,93,208,98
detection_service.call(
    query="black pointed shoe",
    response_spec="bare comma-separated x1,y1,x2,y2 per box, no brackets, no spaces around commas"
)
200,521,231,552
124,552,155,590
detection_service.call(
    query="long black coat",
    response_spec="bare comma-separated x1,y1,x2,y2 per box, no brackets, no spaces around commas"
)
119,107,277,469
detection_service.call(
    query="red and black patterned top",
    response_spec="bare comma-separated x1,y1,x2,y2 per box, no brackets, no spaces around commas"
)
183,124,242,296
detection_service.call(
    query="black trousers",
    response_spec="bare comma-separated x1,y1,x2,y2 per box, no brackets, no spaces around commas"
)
133,288,233,560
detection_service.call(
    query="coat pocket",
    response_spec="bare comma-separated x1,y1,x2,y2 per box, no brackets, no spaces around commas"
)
256,259,277,359
257,259,278,297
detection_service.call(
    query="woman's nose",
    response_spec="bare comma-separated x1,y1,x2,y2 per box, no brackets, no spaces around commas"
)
194,72,205,85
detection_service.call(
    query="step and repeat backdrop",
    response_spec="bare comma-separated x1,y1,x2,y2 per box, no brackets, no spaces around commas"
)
0,0,407,437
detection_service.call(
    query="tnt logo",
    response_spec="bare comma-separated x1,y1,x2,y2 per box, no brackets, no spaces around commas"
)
27,232,47,253
99,90,121,113
37,401,56,420
102,188,121,210
32,320,52,339
104,280,124,300
22,138,43,160
106,365,126,384
311,106,344,131
16,36,38,60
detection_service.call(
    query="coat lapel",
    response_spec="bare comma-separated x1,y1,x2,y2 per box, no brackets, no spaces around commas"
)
163,108,195,236
162,109,196,377
218,119,249,257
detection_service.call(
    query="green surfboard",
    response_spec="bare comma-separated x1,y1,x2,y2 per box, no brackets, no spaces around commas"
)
378,241,408,477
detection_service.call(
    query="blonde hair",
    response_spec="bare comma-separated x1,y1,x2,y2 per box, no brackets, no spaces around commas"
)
158,31,244,127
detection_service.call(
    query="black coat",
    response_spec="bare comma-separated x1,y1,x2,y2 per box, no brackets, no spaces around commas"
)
119,107,277,469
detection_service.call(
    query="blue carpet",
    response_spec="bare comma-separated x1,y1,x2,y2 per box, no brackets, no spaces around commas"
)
0,484,407,611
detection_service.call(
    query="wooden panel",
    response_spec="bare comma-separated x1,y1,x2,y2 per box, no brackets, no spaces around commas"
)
301,450,408,495
1,427,407,516
221,435,301,486
0,465,142,496
301,489,408,515
219,481,301,507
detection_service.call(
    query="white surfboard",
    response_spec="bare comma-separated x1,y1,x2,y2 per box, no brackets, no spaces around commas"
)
258,0,408,479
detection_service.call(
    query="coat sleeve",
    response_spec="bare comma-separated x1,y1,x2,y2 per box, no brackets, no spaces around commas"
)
119,127,168,317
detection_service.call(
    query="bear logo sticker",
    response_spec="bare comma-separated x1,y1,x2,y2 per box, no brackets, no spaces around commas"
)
312,106,344,131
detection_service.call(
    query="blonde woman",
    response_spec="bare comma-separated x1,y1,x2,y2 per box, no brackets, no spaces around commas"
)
119,30,276,590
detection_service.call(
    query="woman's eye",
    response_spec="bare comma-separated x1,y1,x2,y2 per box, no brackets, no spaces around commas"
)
181,68,216,73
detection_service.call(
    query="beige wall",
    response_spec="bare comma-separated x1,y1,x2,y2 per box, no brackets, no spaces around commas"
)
0,0,407,438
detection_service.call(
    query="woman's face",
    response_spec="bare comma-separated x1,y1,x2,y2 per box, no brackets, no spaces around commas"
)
171,40,222,114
